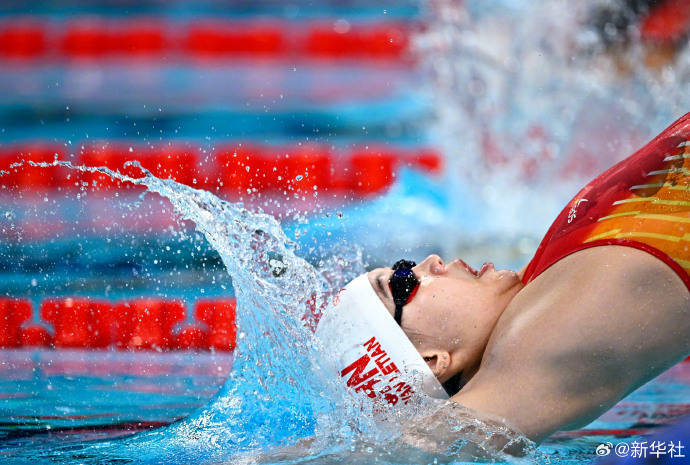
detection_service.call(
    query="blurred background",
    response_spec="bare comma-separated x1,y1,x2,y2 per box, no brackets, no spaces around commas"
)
1,0,689,301
0,0,689,459
2,0,690,296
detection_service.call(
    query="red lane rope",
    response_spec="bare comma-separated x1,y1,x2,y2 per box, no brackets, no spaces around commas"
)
0,141,443,195
1,296,237,351
0,18,412,62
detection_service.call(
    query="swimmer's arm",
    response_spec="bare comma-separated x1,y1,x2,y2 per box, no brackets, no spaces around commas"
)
398,401,534,460
249,406,533,464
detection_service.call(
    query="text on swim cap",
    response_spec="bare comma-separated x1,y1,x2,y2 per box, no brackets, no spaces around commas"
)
339,336,415,406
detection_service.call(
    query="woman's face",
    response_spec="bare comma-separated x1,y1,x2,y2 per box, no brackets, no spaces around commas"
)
367,254,523,383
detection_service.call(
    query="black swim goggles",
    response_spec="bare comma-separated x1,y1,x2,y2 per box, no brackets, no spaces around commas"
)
388,259,420,326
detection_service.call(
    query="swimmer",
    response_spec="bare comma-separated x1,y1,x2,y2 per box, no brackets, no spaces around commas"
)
316,113,690,446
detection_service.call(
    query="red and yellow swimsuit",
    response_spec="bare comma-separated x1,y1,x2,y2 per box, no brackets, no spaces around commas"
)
522,113,690,291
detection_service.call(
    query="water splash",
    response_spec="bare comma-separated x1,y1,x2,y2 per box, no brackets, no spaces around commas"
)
416,0,690,246
7,159,367,462
1,159,543,464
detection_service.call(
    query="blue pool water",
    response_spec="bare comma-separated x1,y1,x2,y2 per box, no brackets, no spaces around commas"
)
2,0,690,463
1,351,688,464
0,163,687,465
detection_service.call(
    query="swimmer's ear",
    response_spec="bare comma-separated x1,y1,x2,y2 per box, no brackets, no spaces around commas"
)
421,350,452,380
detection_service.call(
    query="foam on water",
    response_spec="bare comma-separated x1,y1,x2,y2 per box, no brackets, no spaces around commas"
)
0,160,542,464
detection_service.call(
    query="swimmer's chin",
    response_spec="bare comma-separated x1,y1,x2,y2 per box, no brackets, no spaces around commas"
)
496,268,519,280
490,268,523,295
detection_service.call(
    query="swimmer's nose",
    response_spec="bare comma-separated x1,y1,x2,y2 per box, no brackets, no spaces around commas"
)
415,254,445,276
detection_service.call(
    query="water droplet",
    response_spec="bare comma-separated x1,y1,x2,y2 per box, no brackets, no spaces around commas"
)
333,19,350,34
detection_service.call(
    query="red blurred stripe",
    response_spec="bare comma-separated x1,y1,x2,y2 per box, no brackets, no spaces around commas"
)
1,141,442,196
0,298,32,348
79,142,144,190
349,145,397,194
115,299,185,350
144,144,201,186
304,22,409,60
185,21,286,57
61,20,113,58
0,296,233,351
111,20,167,56
41,298,113,348
282,144,332,193
0,18,411,61
0,143,68,191
195,299,237,351
19,325,53,347
215,143,273,195
0,21,46,59
408,148,443,175
174,324,208,350
641,0,690,44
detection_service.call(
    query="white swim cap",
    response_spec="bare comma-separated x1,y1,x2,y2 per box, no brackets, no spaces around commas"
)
315,274,448,410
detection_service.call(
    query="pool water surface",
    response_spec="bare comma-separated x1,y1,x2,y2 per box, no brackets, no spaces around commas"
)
1,350,688,464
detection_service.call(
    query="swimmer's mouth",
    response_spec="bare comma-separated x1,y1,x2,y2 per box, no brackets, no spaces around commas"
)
455,259,492,277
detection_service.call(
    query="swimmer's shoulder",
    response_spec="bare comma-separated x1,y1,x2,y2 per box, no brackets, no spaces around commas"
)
487,245,689,370
452,245,690,442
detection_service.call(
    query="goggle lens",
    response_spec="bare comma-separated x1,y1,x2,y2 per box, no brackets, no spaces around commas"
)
388,259,420,325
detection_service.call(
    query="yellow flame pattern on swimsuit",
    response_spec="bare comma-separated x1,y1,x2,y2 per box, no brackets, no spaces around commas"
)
583,144,690,271
523,114,690,288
